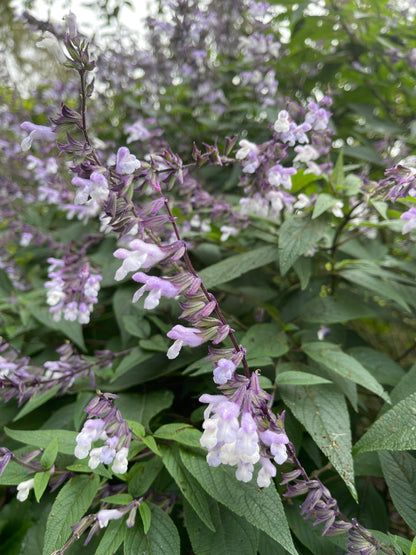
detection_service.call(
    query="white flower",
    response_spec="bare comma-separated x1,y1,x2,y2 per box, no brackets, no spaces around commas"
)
16,478,35,502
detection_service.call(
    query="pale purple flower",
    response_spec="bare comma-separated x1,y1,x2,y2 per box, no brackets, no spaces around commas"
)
401,206,416,233
132,272,180,308
72,172,109,205
97,508,124,528
116,147,141,175
257,456,277,488
75,418,107,459
213,358,236,384
317,325,331,341
294,144,320,163
63,11,78,38
20,122,57,151
113,239,168,281
235,140,260,173
125,119,152,143
75,393,131,474
267,164,296,190
260,429,289,465
305,101,332,131
273,110,291,133
166,324,205,359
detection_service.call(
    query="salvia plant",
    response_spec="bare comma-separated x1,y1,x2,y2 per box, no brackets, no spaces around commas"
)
1,0,416,553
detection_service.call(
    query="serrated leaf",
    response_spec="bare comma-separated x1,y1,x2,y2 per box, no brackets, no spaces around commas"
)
280,384,357,500
302,342,389,402
34,469,51,502
42,474,100,555
154,423,202,448
179,448,297,555
32,308,85,350
198,245,278,288
278,216,327,275
160,444,215,532
354,392,416,454
41,437,59,469
241,323,289,359
13,386,60,422
184,498,259,555
95,518,127,555
275,371,332,386
139,501,152,534
124,503,180,555
5,428,76,455
379,451,416,533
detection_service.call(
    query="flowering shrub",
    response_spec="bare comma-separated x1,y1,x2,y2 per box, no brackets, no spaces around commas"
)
1,1,416,553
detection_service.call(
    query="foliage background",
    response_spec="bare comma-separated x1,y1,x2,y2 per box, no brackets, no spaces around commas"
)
1,0,416,553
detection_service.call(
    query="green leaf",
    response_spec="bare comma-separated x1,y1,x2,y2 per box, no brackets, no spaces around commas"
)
0,459,31,486
331,150,344,189
184,498,259,555
32,308,85,350
33,469,51,502
379,451,416,533
293,257,312,290
42,474,100,555
40,437,59,469
102,493,133,505
122,314,151,338
278,216,327,275
139,501,152,535
128,457,164,498
180,448,297,555
13,386,60,422
160,444,215,532
280,384,357,500
302,342,389,402
123,503,180,555
312,193,341,219
275,371,332,386
4,428,77,455
241,323,289,360
154,423,202,449
198,245,278,288
302,294,377,324
116,390,174,429
354,392,416,454
95,518,127,555
340,268,411,311
112,347,153,380
390,363,416,406
347,347,405,387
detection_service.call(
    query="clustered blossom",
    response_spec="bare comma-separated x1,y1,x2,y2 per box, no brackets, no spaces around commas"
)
234,97,334,223
0,340,113,405
200,372,289,488
45,254,102,324
74,392,132,474
379,162,416,201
